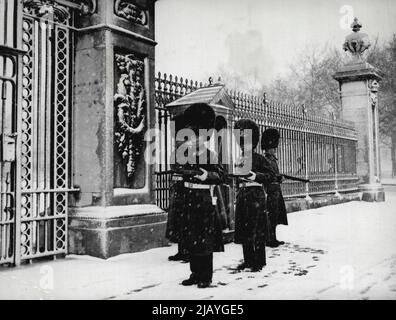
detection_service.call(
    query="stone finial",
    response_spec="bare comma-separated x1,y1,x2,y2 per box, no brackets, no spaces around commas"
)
213,76,225,86
208,76,225,86
343,17,371,60
263,92,268,105
351,17,362,32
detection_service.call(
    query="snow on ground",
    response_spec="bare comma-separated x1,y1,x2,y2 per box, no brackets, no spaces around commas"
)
1,188,396,300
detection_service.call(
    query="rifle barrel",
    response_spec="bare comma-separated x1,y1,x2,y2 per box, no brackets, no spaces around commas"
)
282,174,310,183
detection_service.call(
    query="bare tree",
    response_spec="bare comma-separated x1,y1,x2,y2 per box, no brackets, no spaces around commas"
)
368,35,396,177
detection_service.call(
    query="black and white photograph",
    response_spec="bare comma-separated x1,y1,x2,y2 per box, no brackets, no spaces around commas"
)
0,0,396,304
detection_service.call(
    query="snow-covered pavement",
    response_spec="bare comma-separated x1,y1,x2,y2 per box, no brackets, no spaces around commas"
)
1,187,396,300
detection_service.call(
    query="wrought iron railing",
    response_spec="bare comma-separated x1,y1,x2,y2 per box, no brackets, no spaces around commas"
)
154,72,359,211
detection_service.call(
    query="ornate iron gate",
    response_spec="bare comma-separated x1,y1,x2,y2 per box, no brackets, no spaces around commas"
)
1,0,77,266
0,0,23,266
0,46,20,265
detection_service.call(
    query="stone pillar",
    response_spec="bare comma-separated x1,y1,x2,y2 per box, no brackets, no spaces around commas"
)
334,18,385,202
69,0,167,259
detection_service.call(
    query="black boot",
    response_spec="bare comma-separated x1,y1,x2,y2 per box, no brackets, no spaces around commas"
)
249,240,265,272
181,273,199,286
197,254,213,288
239,242,254,269
168,252,187,261
237,262,251,270
249,266,263,272
254,241,266,269
266,241,280,248
267,224,282,247
182,255,201,286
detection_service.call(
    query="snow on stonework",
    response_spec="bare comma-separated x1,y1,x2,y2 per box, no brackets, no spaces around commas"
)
1,188,396,300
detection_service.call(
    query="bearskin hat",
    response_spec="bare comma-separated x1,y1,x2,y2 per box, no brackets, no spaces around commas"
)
183,103,216,133
234,119,260,149
261,128,280,150
215,116,227,132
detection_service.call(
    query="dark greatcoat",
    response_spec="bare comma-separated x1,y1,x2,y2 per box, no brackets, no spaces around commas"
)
176,150,226,255
165,178,185,243
262,152,288,226
234,152,272,244
166,180,229,243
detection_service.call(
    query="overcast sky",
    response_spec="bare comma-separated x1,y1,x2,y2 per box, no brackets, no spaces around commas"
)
155,0,396,87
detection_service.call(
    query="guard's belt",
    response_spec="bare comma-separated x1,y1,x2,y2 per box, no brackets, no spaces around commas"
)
184,182,212,189
172,176,183,182
183,182,218,206
239,182,262,188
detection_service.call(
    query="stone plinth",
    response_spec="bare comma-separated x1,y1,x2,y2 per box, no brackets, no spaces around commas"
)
334,18,385,202
359,184,385,202
334,61,385,202
69,0,167,258
69,205,168,259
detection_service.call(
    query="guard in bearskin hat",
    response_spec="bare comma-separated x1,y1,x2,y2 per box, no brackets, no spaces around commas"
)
233,119,272,272
261,128,288,247
173,103,226,288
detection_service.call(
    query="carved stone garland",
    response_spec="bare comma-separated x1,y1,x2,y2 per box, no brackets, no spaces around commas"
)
114,0,147,25
114,53,146,181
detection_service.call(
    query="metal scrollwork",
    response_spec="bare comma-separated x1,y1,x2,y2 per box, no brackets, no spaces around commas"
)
23,0,96,21
114,0,148,25
23,0,70,21
114,53,146,180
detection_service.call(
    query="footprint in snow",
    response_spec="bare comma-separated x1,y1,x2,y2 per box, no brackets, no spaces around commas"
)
217,282,228,286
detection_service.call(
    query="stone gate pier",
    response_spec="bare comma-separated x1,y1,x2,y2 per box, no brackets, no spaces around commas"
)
334,18,385,202
68,0,167,259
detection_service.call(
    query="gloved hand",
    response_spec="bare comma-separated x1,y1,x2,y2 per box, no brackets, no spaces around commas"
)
194,168,208,181
276,174,284,183
247,171,256,181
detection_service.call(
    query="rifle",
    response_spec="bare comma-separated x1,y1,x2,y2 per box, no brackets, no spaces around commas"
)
261,164,310,184
155,169,203,177
157,167,310,183
226,173,309,183
281,174,310,183
231,154,310,183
